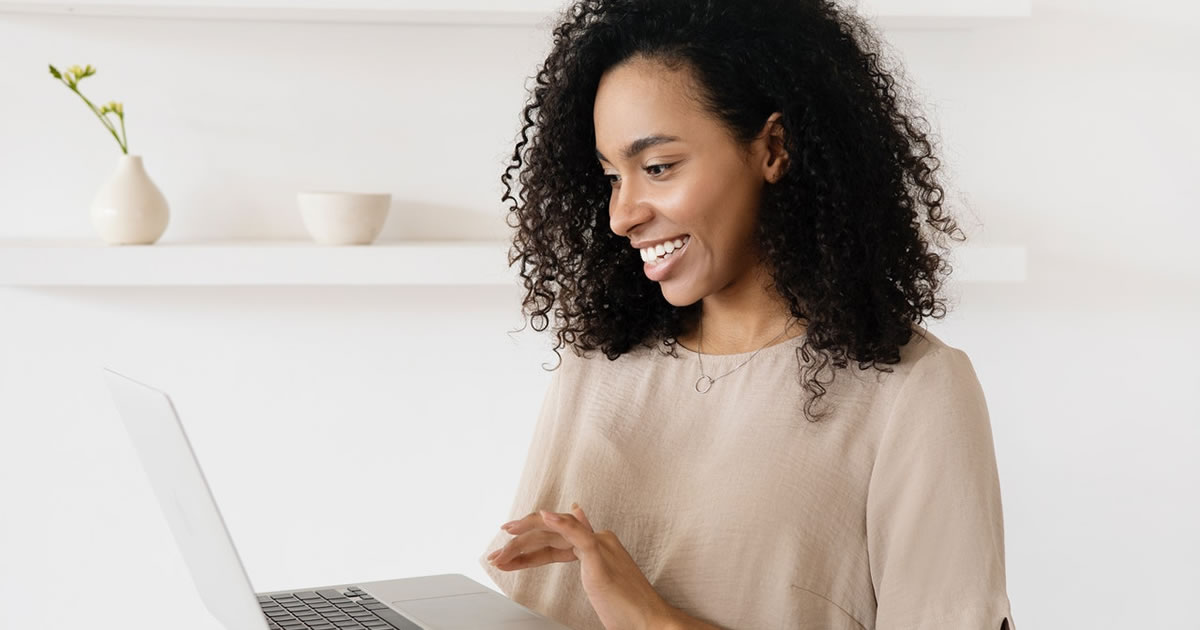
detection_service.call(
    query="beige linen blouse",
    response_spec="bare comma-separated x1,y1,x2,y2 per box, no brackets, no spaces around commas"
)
479,326,1015,630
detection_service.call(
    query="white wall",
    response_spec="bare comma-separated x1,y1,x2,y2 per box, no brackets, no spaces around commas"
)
2,1,1197,629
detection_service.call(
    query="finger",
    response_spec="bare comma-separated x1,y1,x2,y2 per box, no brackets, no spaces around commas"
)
500,509,552,535
570,502,593,531
499,514,534,535
493,545,578,571
538,510,598,559
490,529,569,566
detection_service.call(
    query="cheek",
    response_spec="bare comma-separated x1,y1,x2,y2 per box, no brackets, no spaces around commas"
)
679,178,748,244
663,177,723,232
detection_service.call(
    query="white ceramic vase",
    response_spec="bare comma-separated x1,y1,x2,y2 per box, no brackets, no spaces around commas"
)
90,154,170,245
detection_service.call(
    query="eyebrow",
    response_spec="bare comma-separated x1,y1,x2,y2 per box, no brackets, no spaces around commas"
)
595,134,682,163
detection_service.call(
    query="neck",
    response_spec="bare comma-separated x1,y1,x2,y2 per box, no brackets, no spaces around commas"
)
678,268,806,354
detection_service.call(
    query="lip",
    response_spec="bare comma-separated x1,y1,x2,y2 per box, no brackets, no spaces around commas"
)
643,236,691,282
633,234,689,249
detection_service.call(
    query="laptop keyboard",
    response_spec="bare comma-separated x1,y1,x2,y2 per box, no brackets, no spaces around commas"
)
257,586,423,630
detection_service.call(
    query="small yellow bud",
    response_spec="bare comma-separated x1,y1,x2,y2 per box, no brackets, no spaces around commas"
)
52,62,128,153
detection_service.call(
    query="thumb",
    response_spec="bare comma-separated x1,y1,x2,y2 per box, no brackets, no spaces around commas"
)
571,502,593,531
538,509,592,560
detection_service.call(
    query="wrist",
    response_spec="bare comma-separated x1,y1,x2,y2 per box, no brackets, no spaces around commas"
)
651,609,683,630
646,604,682,630
651,605,717,630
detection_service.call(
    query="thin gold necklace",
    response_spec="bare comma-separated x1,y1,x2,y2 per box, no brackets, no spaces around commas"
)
694,316,798,394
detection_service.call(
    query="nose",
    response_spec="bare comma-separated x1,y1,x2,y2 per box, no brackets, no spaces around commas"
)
608,179,653,238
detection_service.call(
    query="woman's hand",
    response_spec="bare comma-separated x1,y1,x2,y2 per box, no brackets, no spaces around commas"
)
487,503,677,630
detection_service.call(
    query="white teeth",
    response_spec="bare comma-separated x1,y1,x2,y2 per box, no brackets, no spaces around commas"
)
639,235,689,262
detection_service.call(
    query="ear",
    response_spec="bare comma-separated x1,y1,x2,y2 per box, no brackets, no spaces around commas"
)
758,111,790,184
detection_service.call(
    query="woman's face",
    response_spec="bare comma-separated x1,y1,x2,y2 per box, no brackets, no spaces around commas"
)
594,56,784,307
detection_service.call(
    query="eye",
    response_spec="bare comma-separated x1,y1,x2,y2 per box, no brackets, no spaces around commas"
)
602,163,674,187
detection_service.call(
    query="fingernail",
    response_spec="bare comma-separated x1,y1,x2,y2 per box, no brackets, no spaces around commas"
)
540,509,562,522
571,502,579,510
501,521,516,531
487,550,500,561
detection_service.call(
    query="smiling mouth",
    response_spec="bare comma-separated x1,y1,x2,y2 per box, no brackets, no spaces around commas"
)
641,235,691,264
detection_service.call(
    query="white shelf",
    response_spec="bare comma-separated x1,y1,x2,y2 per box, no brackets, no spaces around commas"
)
0,0,1032,28
0,239,1024,287
0,239,519,287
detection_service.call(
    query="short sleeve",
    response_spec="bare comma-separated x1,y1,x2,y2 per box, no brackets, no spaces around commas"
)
866,346,1016,630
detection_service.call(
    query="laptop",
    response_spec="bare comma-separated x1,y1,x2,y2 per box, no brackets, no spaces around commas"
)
101,367,570,630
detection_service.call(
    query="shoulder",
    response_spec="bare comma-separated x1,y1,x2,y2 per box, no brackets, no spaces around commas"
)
898,328,982,395
880,326,981,397
834,325,979,400
818,325,989,439
897,325,967,366
875,327,991,446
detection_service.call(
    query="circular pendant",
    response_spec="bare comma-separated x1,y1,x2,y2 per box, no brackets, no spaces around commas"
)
695,375,714,394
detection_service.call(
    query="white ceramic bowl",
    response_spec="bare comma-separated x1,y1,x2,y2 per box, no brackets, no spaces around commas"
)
297,191,392,245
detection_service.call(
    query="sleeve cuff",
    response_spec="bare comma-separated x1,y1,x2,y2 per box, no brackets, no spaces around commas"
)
880,601,1015,630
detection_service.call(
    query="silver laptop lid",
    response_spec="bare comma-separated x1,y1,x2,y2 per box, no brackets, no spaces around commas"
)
103,367,268,630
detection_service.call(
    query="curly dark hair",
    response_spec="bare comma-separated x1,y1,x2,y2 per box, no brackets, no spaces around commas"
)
502,0,967,423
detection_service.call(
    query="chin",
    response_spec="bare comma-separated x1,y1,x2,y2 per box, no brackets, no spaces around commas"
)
659,284,703,308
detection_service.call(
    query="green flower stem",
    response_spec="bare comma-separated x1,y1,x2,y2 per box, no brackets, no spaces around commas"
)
62,78,127,154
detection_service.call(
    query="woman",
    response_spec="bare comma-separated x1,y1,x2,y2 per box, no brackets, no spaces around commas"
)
479,1,1015,629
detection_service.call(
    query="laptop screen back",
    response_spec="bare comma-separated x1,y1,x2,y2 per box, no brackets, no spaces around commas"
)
103,367,268,630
